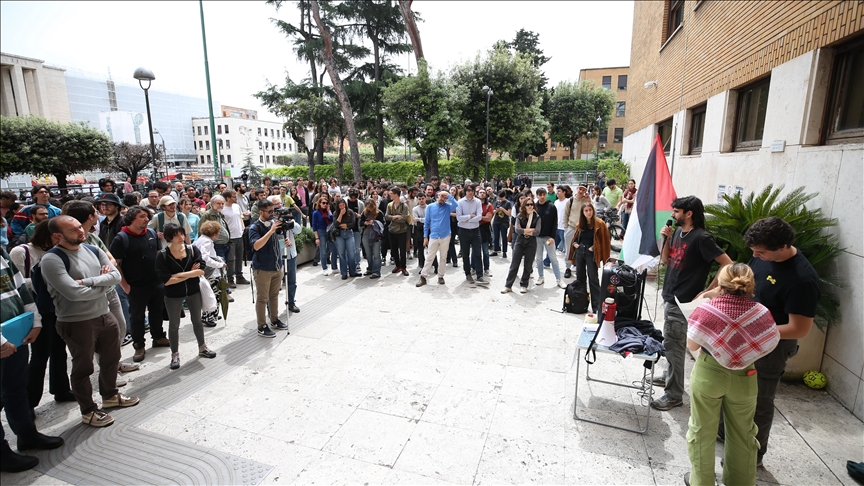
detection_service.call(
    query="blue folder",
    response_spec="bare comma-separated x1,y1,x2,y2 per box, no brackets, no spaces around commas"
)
1,312,34,347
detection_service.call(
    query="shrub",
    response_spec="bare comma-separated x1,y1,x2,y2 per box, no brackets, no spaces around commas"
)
514,160,599,173
597,158,631,185
262,158,516,184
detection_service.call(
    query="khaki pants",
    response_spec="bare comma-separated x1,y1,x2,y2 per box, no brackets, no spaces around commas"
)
253,268,283,327
56,313,121,415
421,235,450,278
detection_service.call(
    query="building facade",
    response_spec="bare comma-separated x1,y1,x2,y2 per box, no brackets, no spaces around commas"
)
0,52,72,123
191,115,296,179
577,66,629,158
624,0,863,418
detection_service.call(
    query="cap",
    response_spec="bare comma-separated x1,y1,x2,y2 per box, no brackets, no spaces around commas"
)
95,192,126,208
158,196,177,208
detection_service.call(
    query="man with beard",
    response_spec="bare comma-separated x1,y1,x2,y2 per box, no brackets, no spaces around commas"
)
95,193,125,248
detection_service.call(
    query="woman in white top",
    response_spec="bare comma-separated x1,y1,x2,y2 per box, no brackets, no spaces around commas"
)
590,185,611,213
193,220,228,326
8,221,76,408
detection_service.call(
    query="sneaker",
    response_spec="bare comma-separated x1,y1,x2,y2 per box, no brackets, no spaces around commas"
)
564,268,572,279
416,276,427,287
475,276,490,286
258,326,276,338
203,320,217,328
322,269,329,276
116,373,128,387
227,294,235,303
536,277,545,285
103,393,140,408
271,319,289,330
401,268,409,276
198,345,217,359
228,280,237,289
557,280,567,289
152,337,170,348
118,362,139,373
519,286,529,293
288,304,300,313
471,269,476,276
651,376,666,387
132,345,146,362
438,277,445,285
452,261,459,268
650,394,683,411
465,275,475,284
484,270,492,277
502,253,507,259
501,287,513,294
356,265,362,273
169,352,180,370
370,273,380,279
121,333,133,347
235,276,250,285
82,409,114,428
490,251,498,256
342,274,348,280
391,267,400,274
312,260,319,266
683,472,690,486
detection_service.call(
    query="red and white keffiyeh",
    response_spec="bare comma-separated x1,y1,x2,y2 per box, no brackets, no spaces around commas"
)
687,294,780,370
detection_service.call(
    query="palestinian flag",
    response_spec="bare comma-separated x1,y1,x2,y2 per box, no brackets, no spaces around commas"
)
622,134,677,267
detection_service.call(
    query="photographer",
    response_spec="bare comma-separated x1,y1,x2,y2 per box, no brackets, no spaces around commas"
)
248,199,296,338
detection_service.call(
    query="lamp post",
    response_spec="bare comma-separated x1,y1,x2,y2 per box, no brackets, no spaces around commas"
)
482,85,493,181
133,67,158,177
594,116,603,159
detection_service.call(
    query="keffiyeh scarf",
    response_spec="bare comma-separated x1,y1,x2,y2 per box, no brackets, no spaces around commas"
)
687,294,780,370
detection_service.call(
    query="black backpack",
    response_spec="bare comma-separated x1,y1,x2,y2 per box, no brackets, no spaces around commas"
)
31,245,100,315
563,279,590,314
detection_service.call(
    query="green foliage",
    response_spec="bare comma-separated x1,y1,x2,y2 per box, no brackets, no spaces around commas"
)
514,160,598,173
597,159,630,185
705,184,844,330
0,115,113,190
263,158,515,184
600,149,622,160
241,150,263,187
294,226,316,254
548,80,616,153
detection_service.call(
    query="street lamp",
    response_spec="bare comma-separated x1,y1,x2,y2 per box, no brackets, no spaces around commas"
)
594,116,603,159
482,85,493,181
133,67,158,176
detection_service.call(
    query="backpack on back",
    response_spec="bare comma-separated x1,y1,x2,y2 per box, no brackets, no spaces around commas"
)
31,244,100,315
563,279,590,314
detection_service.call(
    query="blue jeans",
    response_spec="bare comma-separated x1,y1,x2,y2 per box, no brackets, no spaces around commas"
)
316,230,330,270
621,210,631,230
353,230,362,269
458,227,483,277
556,229,565,252
362,231,382,275
115,284,131,332
285,256,297,304
335,229,357,276
535,236,561,280
492,220,508,252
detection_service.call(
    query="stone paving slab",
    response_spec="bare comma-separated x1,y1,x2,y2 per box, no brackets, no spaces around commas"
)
3,251,862,485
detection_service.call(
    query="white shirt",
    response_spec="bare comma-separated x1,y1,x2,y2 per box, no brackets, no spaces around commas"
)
221,203,245,239
554,199,568,231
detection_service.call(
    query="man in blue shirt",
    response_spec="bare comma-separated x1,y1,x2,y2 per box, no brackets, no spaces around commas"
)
248,199,289,337
416,191,457,287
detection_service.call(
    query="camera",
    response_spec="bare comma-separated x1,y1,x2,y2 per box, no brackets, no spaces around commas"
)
274,207,295,233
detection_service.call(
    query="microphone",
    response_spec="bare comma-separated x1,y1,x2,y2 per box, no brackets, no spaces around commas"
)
661,218,674,249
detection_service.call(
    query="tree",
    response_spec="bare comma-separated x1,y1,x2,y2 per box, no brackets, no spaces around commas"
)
0,115,112,192
451,46,545,179
241,148,263,187
106,142,163,184
548,80,616,155
398,0,423,63
504,29,551,161
381,60,466,179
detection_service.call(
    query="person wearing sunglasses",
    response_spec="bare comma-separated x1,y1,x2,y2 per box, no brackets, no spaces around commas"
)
501,196,540,294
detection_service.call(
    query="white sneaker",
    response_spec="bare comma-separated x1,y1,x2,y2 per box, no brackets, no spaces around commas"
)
323,269,332,276
535,277,545,285
557,280,567,289
519,286,529,293
116,373,127,387
501,287,512,293
484,270,492,277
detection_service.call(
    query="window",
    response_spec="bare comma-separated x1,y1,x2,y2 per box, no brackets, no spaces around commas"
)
689,104,707,155
227,154,232,164
260,155,263,163
666,0,683,41
226,140,231,149
734,77,770,151
200,155,205,164
197,126,202,136
224,125,229,134
207,155,211,163
283,130,286,138
204,126,208,135
258,128,262,136
265,142,269,150
198,141,203,149
616,102,626,117
217,139,223,149
258,141,263,149
550,156,557,161
551,141,558,150
538,156,545,161
266,155,270,164
599,131,608,143
656,118,673,153
602,76,612,90
205,140,210,150
824,37,864,144
618,75,628,91
220,155,224,163
613,128,624,143
217,125,222,134
289,143,292,151
264,128,268,136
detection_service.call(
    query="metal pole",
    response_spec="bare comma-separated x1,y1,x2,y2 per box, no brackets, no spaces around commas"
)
143,89,158,172
485,91,490,181
200,0,221,182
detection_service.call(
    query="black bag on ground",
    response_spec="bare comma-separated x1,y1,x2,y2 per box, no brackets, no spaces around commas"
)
599,261,647,320
563,280,590,314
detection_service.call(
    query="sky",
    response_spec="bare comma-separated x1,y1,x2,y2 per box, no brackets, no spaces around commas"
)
0,1,633,122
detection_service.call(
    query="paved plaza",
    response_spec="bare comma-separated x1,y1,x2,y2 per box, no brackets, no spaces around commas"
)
2,253,862,485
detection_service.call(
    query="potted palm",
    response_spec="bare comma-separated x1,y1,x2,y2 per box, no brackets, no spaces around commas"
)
705,184,844,378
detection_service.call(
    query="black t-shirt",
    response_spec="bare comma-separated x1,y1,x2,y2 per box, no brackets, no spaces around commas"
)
535,201,557,238
577,227,595,247
493,199,512,224
749,251,820,325
662,227,724,303
110,229,162,286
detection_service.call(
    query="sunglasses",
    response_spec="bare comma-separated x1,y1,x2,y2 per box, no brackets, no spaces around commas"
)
524,203,534,207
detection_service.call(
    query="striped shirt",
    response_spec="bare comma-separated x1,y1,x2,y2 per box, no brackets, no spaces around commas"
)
1,248,42,345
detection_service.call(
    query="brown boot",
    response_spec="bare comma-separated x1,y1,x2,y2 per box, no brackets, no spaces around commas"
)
132,343,146,363
416,276,427,287
152,337,171,347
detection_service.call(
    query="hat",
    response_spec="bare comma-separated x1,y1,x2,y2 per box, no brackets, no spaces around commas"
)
95,192,126,208
158,196,177,208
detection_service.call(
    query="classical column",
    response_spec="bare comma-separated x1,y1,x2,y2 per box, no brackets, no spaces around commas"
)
9,64,30,116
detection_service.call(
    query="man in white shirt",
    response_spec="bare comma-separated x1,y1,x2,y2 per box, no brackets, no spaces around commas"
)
455,186,489,286
221,190,249,286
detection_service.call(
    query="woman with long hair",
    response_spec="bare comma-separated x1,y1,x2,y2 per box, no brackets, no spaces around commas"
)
501,195,540,294
155,223,216,370
359,199,385,278
333,199,360,280
567,204,610,312
619,179,637,231
178,197,200,242
311,195,334,276
685,263,779,486
590,185,611,213
193,220,229,326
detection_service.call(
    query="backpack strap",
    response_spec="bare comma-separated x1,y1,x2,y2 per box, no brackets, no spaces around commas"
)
157,212,165,231
23,245,31,278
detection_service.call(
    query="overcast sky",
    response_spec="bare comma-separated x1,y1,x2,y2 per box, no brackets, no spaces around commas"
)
1,1,633,122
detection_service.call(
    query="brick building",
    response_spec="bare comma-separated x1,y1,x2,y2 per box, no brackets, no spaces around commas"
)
624,1,863,418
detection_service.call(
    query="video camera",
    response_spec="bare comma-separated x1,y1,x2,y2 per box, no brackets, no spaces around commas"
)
274,207,295,233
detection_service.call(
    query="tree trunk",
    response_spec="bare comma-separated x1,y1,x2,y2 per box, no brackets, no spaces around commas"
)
315,126,325,170
310,1,363,181
336,133,345,182
306,148,315,181
398,0,423,63
372,36,384,162
55,170,69,194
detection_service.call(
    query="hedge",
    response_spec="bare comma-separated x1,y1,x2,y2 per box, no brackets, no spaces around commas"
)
514,160,599,173
262,158,516,184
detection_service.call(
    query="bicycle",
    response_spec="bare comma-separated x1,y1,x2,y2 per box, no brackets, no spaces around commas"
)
598,208,625,252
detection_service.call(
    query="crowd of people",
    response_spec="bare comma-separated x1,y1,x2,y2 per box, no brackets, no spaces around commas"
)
2,172,818,485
